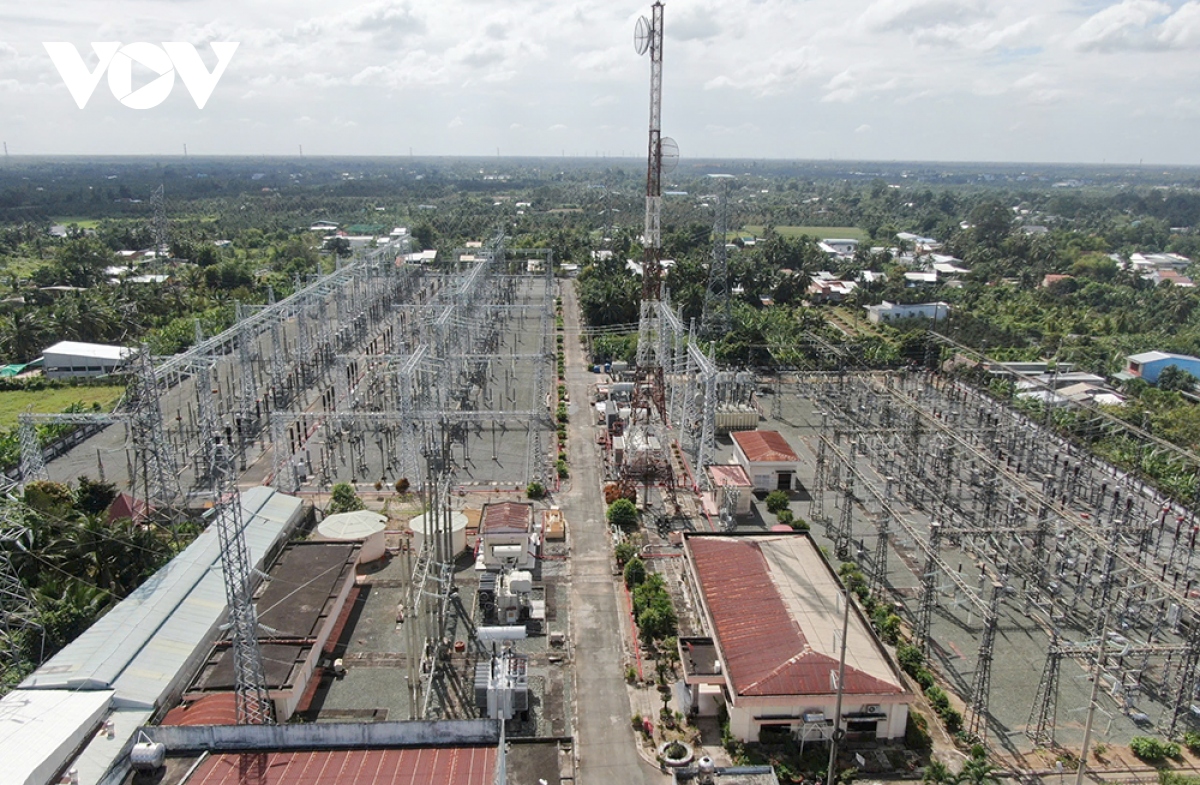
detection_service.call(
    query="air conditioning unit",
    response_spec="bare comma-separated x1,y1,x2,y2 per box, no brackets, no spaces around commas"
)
864,704,880,714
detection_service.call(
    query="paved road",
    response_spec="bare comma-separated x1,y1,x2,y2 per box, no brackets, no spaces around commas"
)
560,281,660,785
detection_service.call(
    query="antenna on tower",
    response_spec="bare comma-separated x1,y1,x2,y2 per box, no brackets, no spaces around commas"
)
635,0,676,373
183,143,187,157
150,185,169,258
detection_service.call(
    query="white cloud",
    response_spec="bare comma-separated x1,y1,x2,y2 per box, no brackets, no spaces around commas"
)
1157,2,1200,48
1070,0,1170,51
2,0,1200,162
855,124,871,133
859,0,989,33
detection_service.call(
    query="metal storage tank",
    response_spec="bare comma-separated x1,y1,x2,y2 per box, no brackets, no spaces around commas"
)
408,510,469,555
316,510,388,562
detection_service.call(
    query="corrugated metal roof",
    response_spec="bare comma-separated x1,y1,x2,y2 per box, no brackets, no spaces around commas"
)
708,464,753,488
731,431,799,464
162,693,238,726
688,536,904,698
1129,350,1198,364
70,706,153,785
0,689,113,785
189,747,497,785
20,486,302,709
41,341,130,361
480,502,532,534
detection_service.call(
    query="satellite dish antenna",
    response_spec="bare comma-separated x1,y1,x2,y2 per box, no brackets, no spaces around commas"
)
660,137,680,174
634,16,652,55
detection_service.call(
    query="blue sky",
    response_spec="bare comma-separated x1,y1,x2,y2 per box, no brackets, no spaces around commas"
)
2,0,1200,163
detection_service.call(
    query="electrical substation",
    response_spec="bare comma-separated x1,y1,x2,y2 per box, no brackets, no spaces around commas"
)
6,3,1200,781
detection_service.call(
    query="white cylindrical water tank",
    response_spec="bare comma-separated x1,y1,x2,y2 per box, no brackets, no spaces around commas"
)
408,510,468,555
316,511,388,562
130,741,166,771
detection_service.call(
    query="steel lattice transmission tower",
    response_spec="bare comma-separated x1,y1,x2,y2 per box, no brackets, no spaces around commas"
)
635,1,668,373
127,347,182,512
196,359,274,725
1026,632,1062,747
0,518,39,669
211,440,275,725
965,581,1002,742
150,185,169,258
700,175,734,341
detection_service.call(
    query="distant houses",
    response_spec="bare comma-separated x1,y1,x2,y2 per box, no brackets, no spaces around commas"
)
1121,352,1200,385
863,301,950,324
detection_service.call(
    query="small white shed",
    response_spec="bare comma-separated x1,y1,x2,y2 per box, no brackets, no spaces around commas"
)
731,430,800,492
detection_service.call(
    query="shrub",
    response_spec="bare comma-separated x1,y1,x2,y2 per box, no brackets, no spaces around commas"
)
896,644,924,675
765,490,790,514
906,711,932,750
925,685,950,713
526,481,546,500
1183,732,1200,755
777,509,794,525
877,614,902,645
623,556,647,588
1130,736,1180,763
614,540,638,567
557,460,569,479
607,498,639,528
941,707,963,734
791,517,811,532
328,482,365,513
393,477,410,494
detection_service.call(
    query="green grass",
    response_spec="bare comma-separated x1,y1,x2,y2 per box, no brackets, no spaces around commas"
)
51,217,102,229
0,385,125,428
742,225,868,241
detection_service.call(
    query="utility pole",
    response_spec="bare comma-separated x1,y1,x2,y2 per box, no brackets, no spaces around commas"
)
1076,605,1111,785
826,577,851,785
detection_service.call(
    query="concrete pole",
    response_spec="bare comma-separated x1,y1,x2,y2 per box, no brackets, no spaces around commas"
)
826,581,852,785
1076,604,1111,785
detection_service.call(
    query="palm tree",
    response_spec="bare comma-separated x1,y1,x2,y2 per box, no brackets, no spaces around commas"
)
955,756,1000,785
0,309,49,363
923,760,952,785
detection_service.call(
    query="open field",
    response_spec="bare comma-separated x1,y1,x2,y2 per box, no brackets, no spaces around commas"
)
742,224,868,241
0,385,125,428
51,217,102,229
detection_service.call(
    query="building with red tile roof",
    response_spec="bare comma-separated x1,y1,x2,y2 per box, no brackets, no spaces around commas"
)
680,533,910,744
479,502,536,569
730,430,800,491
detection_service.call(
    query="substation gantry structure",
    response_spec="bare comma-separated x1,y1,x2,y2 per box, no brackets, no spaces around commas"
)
795,328,1200,744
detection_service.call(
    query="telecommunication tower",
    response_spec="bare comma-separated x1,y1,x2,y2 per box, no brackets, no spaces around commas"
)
150,185,169,258
634,2,677,373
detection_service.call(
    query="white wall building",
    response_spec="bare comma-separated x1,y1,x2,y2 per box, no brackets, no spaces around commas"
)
41,341,131,379
863,301,950,324
680,534,910,744
731,430,800,492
